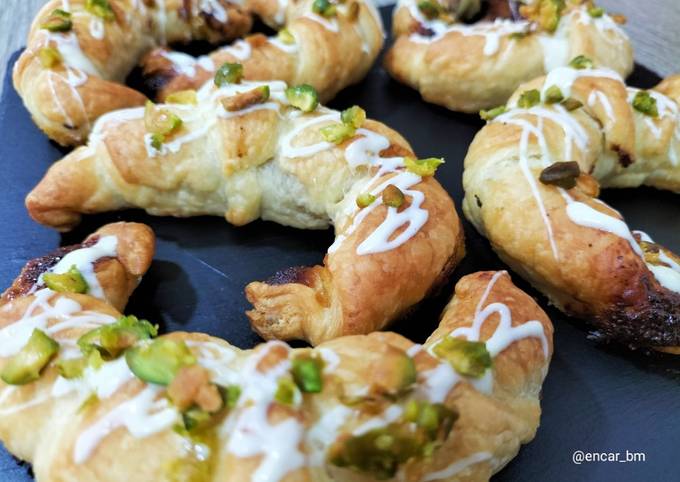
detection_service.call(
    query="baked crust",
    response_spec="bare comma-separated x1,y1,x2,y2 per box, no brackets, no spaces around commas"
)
384,0,633,112
14,0,383,146
0,248,553,482
26,83,464,345
463,69,680,350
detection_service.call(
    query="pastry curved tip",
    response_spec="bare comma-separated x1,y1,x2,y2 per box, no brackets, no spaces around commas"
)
92,222,156,277
245,280,308,343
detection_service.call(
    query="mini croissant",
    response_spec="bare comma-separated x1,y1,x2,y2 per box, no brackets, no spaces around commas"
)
463,66,680,351
0,228,553,481
26,79,465,345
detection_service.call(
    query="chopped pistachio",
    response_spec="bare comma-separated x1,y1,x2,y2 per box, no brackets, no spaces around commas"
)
341,105,366,129
78,393,99,413
517,89,541,109
432,336,492,378
285,84,319,112
56,356,87,379
125,338,196,386
417,0,445,20
539,162,581,189
569,54,593,70
520,0,565,33
312,0,337,17
403,400,458,439
562,98,583,111
220,384,241,409
144,101,183,149
632,91,659,117
43,265,88,294
39,47,62,68
404,157,444,177
85,0,115,21
214,62,244,87
274,377,298,405
291,356,323,393
277,28,295,45
509,31,528,40
41,9,73,32
479,105,507,121
382,185,405,208
356,192,376,208
1,329,59,385
78,315,157,359
543,85,564,104
588,5,604,18
221,86,270,112
320,123,356,144
182,407,212,432
165,90,198,105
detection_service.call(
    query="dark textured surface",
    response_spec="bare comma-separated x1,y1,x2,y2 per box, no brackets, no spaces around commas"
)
1,9,680,480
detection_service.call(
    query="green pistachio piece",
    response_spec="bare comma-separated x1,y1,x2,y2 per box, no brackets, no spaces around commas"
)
382,185,405,208
341,105,366,129
125,338,196,386
517,89,541,109
220,384,241,409
417,0,445,20
569,55,593,70
291,356,323,393
182,407,212,432
42,265,88,294
312,0,337,17
356,192,376,208
85,0,115,21
479,105,507,121
39,47,62,68
632,91,659,117
41,9,73,32
432,336,492,378
404,157,444,177
277,28,295,45
588,6,604,18
165,90,198,105
320,123,356,144
403,400,458,439
543,85,564,104
56,356,87,379
1,329,59,385
539,160,581,189
214,62,244,87
285,84,319,112
78,315,158,359
562,98,583,111
274,377,298,405
521,0,565,33
145,101,183,140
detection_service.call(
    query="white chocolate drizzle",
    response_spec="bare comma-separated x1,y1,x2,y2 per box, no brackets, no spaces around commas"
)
74,385,178,463
38,235,118,299
420,271,549,403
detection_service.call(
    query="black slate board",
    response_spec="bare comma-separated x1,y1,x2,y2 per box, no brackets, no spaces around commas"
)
1,7,679,481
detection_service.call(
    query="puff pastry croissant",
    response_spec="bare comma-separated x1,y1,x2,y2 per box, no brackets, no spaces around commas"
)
385,0,633,112
14,0,383,146
463,65,680,351
26,79,465,345
0,227,553,481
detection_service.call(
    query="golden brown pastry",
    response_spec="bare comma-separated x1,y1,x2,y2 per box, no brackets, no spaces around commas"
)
385,0,633,113
0,237,553,482
140,0,384,103
14,0,383,147
462,64,680,351
26,79,465,345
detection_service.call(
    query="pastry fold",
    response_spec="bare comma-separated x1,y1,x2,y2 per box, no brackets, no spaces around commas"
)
463,68,680,351
385,0,633,112
140,0,384,103
26,80,464,345
14,0,383,146
0,237,553,482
